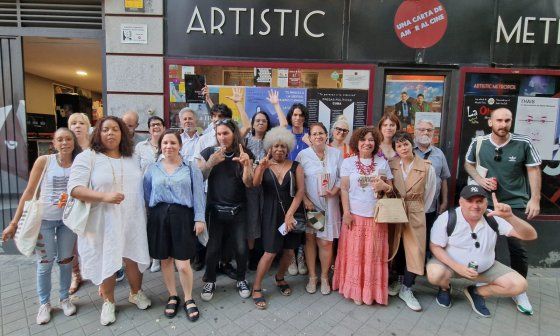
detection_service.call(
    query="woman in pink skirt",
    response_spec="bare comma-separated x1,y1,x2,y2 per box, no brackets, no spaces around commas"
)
333,126,394,305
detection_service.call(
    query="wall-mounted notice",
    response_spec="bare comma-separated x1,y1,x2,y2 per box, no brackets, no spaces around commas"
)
515,97,559,161
121,23,147,44
306,89,368,132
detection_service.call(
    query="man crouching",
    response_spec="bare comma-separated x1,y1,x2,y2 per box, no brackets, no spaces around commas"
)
427,185,537,317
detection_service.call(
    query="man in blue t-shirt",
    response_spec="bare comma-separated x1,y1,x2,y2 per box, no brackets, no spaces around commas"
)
464,107,541,316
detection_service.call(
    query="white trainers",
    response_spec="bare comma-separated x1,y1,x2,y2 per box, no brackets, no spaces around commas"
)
36,303,52,325
297,252,308,275
388,276,403,297
512,292,534,315
150,259,161,273
60,298,77,316
100,300,116,326
288,256,298,276
237,280,251,299
128,290,151,310
398,286,422,311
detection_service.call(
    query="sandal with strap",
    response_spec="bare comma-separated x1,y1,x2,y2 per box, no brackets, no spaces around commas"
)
252,288,267,310
184,299,200,322
164,296,180,318
274,276,292,296
69,272,82,294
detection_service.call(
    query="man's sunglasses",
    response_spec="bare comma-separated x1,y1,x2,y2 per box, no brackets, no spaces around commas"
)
471,232,480,249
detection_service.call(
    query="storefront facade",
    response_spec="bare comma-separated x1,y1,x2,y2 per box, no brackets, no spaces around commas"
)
2,0,559,264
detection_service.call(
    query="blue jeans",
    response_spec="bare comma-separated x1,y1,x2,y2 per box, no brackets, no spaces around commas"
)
36,220,77,304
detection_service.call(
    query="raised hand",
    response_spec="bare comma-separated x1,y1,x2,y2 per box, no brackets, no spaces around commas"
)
233,144,252,167
487,192,513,219
259,149,276,169
201,85,210,100
267,89,280,105
226,86,244,104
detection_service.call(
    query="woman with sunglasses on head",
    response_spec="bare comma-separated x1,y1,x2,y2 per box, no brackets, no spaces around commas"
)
144,130,205,321
2,128,81,325
329,115,353,158
387,131,436,312
296,123,342,295
377,113,401,160
199,118,254,302
67,116,152,326
67,113,92,294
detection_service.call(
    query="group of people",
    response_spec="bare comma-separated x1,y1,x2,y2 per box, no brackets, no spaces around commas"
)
2,93,540,326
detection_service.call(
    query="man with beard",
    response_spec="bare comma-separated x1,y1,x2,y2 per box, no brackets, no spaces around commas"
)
414,120,450,257
179,108,201,162
464,107,541,316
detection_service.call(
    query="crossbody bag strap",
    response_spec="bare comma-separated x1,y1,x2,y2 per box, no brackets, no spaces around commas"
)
88,150,96,188
269,169,287,216
475,136,483,167
32,155,52,200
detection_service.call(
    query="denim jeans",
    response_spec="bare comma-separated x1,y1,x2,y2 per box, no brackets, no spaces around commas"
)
36,220,77,305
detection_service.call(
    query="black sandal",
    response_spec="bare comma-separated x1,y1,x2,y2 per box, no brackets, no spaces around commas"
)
164,296,180,318
252,289,267,310
184,299,200,322
274,276,292,296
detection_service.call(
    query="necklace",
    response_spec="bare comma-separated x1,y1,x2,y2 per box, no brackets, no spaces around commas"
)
355,157,376,190
224,151,235,158
270,160,288,182
108,156,124,192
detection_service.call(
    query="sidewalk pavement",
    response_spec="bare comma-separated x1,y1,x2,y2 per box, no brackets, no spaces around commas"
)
0,254,558,336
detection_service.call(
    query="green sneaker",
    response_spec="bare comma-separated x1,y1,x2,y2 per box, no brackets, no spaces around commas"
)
512,292,533,315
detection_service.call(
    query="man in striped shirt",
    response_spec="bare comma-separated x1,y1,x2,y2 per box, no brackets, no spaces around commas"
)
464,107,541,316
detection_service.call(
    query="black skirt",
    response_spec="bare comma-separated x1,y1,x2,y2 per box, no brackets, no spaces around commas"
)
147,203,196,261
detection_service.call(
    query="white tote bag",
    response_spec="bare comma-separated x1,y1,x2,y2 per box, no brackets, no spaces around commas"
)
63,150,95,236
14,156,51,257
467,136,488,186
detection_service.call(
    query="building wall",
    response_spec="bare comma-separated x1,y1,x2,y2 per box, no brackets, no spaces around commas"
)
104,0,164,132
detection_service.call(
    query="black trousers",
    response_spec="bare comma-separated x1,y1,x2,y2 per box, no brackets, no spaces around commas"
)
203,206,248,282
508,209,530,278
425,211,439,261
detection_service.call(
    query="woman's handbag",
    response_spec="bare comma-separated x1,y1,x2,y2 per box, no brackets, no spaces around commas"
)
63,150,95,236
14,156,51,257
306,210,325,231
373,191,408,224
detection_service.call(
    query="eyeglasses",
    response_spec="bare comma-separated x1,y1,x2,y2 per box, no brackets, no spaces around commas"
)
311,132,326,137
149,122,163,128
334,127,349,134
416,128,434,133
471,232,480,249
494,147,502,161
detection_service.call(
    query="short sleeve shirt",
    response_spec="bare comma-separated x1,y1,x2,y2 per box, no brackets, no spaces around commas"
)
414,145,451,212
430,207,513,273
201,147,254,206
340,156,393,218
465,133,541,208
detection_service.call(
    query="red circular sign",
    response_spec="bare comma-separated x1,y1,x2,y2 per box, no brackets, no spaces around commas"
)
394,0,448,49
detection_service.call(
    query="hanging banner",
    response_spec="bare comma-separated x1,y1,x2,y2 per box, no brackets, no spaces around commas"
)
306,89,368,132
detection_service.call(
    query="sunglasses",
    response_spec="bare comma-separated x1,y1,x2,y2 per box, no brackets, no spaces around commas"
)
334,127,349,134
471,232,480,249
494,147,502,162
215,118,233,126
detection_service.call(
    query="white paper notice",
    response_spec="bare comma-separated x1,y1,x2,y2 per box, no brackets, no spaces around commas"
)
277,69,289,88
121,24,147,44
514,97,559,160
342,70,370,89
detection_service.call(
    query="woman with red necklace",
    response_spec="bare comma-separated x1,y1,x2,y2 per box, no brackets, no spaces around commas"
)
332,126,393,305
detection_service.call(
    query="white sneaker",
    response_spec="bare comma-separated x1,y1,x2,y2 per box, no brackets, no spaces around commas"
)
388,276,403,297
36,303,52,325
201,282,216,301
100,301,116,326
237,280,251,299
288,256,298,276
297,252,308,275
398,286,422,311
60,298,77,316
512,292,533,315
128,290,151,310
150,260,161,273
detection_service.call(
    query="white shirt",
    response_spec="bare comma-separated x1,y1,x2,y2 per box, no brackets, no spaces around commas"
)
193,128,217,161
135,138,158,173
180,130,200,162
430,207,513,273
296,146,343,241
340,155,393,218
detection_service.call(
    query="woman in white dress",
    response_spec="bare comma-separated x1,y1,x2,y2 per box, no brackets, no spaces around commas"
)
296,123,342,295
68,116,151,326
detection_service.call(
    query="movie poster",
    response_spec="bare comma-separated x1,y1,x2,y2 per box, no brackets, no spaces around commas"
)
383,74,445,133
306,89,368,135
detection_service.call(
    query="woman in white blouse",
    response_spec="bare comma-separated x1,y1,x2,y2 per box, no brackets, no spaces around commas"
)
296,123,342,295
68,116,151,326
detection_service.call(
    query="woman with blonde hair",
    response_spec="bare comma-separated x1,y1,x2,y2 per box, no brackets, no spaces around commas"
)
329,115,353,158
67,112,92,294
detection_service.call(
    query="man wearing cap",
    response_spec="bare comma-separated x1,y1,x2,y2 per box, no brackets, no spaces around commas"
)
426,185,537,318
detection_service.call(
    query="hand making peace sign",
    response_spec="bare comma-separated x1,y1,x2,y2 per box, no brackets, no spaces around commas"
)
233,144,252,168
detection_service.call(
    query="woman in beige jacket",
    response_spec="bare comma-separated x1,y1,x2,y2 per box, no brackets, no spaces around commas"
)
388,131,435,312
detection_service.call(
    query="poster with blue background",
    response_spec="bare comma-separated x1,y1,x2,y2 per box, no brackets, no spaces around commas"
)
245,88,307,126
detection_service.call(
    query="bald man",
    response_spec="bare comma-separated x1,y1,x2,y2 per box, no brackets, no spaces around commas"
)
122,110,148,145
464,107,541,316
